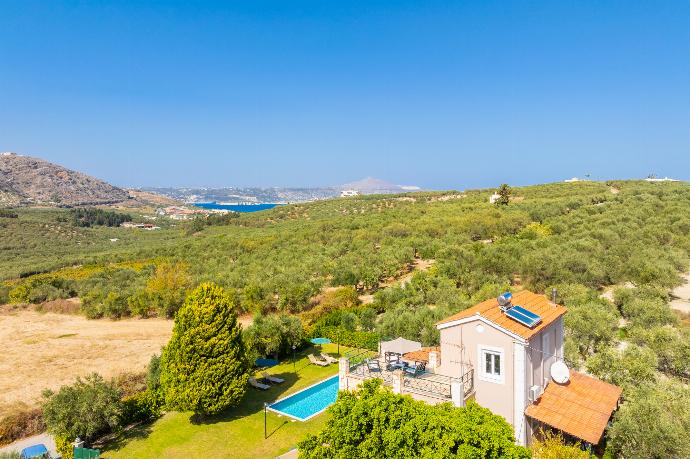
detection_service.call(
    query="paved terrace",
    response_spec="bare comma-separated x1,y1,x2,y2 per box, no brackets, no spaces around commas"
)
339,353,474,406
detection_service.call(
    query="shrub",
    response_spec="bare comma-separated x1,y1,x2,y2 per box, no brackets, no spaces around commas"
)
55,435,74,459
531,431,590,459
312,325,379,351
42,373,122,441
0,404,45,446
161,283,250,416
120,390,162,425
298,379,529,458
147,353,162,391
112,371,147,398
0,285,9,305
0,209,18,218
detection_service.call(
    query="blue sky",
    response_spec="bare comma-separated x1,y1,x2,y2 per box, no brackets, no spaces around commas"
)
1,1,689,189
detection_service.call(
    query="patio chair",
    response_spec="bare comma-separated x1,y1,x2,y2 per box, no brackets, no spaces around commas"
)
308,354,329,367
249,377,270,390
403,361,426,377
366,359,381,372
320,352,338,364
262,372,285,384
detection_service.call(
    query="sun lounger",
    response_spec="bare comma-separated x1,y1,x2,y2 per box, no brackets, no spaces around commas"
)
308,354,329,366
262,372,285,384
249,377,270,390
320,352,338,364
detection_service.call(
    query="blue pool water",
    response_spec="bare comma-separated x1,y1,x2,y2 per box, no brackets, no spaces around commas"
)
268,376,338,421
192,202,278,212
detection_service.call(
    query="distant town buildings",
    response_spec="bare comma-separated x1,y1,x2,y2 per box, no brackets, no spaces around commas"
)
121,222,160,230
340,189,360,197
645,176,679,182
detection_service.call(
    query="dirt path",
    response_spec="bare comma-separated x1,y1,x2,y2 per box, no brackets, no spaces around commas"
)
670,272,690,314
0,311,172,413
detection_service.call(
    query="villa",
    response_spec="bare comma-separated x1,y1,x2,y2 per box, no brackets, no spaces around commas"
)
339,290,622,448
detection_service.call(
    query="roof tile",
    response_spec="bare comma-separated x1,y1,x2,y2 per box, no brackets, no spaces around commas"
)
525,371,622,444
436,290,567,339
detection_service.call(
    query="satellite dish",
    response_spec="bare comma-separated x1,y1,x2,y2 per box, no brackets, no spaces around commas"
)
551,361,570,384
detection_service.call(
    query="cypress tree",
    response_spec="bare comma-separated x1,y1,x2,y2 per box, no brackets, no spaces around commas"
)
161,282,249,416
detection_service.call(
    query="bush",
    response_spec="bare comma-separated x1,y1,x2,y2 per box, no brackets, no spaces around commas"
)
112,371,147,398
120,390,162,425
312,325,379,351
0,209,18,218
55,435,74,459
147,354,162,391
0,285,9,305
42,373,122,441
298,379,529,458
531,431,590,459
0,404,45,446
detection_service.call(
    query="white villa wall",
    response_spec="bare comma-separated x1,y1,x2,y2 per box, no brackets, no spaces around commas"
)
437,317,517,424
438,313,565,443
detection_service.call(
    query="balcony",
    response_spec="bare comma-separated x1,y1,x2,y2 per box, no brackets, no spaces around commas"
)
340,351,474,406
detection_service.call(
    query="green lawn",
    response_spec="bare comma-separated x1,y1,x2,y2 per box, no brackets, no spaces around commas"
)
101,344,347,459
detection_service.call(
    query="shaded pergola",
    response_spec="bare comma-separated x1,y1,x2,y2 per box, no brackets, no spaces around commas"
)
379,337,422,356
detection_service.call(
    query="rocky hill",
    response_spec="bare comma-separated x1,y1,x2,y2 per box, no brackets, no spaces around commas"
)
0,152,130,207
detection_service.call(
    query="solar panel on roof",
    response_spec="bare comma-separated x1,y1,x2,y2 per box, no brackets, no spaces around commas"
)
505,305,542,328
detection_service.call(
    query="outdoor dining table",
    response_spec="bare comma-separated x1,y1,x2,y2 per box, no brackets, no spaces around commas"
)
387,361,408,371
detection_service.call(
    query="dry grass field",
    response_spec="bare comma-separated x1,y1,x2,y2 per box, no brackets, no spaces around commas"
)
0,310,172,415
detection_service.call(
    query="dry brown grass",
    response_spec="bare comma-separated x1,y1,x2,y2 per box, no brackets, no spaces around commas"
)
0,310,172,415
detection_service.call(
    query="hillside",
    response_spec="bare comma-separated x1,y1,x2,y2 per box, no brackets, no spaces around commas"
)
0,152,130,207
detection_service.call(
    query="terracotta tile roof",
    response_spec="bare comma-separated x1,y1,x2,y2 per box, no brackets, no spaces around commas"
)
436,290,567,340
525,371,622,444
403,346,440,363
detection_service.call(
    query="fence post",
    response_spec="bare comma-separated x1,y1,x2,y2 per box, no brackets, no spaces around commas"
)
339,357,349,391
451,381,464,407
392,369,404,395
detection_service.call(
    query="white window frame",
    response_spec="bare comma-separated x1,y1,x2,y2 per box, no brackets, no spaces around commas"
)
478,345,505,384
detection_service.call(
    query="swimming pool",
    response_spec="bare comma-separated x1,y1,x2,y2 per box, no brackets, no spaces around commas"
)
267,375,339,421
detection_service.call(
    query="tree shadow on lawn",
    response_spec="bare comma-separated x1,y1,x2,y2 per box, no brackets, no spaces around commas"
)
190,370,301,425
97,421,154,452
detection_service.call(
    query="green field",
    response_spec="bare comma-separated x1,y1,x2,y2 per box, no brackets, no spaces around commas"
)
102,344,344,459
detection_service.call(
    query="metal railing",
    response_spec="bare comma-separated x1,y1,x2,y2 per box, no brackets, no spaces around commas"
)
344,349,377,371
460,368,474,396
403,376,452,398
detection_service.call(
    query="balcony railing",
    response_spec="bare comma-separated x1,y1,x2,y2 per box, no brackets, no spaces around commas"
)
344,355,474,402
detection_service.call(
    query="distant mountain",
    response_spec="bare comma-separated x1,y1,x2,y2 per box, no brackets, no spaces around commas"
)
340,177,421,194
0,152,130,207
